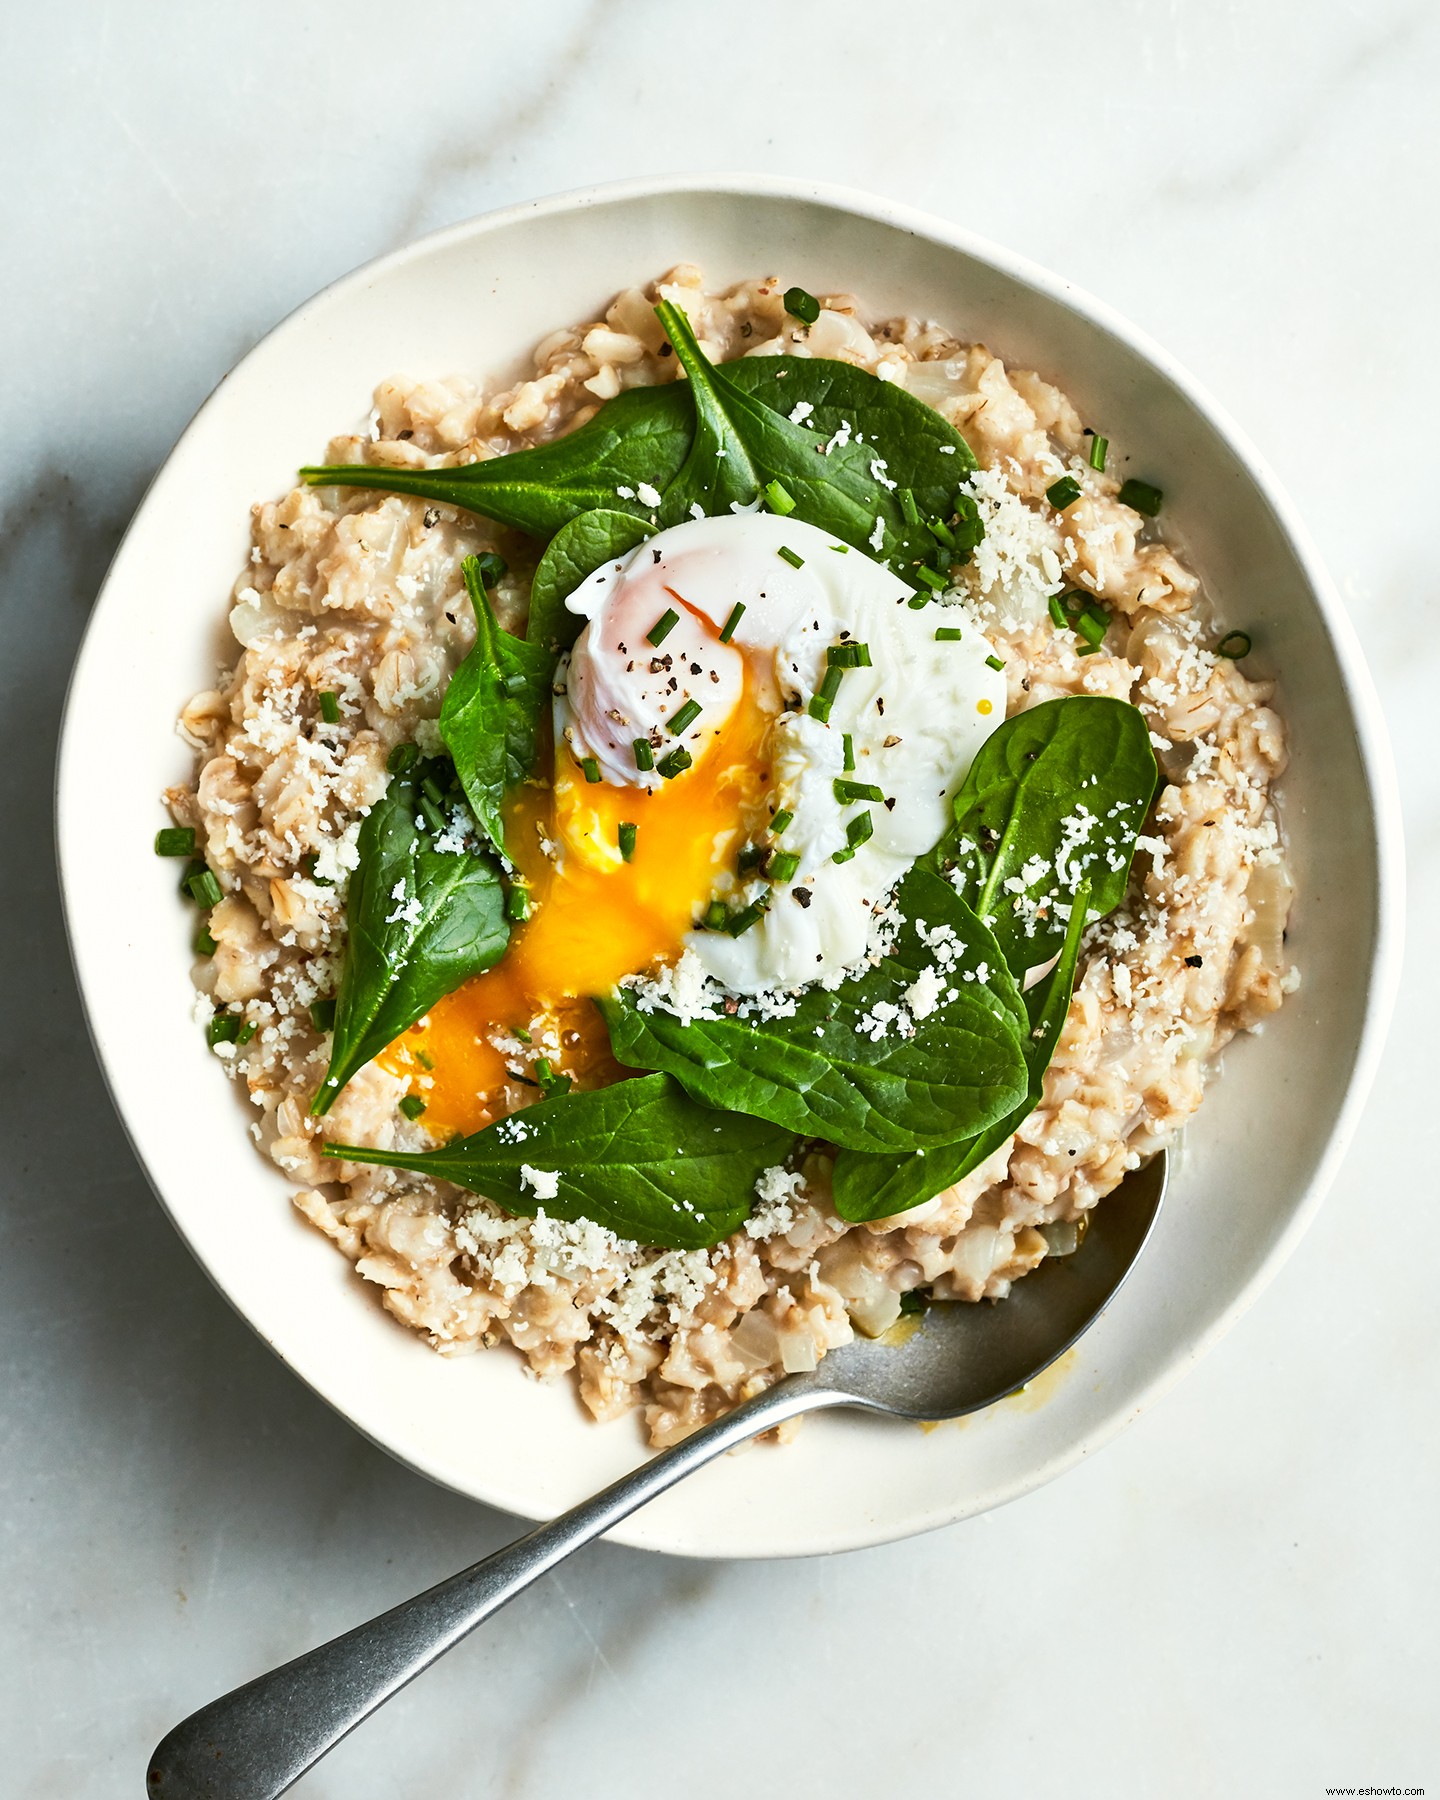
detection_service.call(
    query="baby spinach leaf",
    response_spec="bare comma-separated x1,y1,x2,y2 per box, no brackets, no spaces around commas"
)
651,302,954,579
935,696,1155,978
527,508,655,653
724,354,977,505
325,1073,795,1250
311,761,509,1116
832,879,1092,1222
599,867,1028,1154
299,383,694,538
439,556,553,859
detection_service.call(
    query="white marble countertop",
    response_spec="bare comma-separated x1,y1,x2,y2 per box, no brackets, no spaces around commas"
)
2,2,1437,1793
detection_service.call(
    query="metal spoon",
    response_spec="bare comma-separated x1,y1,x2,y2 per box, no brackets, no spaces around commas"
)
148,1151,1165,1799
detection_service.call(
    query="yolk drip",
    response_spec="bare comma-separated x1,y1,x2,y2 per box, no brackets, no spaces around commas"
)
380,667,773,1136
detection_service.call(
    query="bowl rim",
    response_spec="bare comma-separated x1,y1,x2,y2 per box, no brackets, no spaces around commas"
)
56,171,1405,1558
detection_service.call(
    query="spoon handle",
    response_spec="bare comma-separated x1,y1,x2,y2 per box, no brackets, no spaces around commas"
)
147,1375,832,1799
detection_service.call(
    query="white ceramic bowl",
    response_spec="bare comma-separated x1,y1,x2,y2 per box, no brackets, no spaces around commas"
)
58,176,1402,1559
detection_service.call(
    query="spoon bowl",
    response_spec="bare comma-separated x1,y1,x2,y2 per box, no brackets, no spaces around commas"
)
150,1152,1166,1799
815,1150,1168,1421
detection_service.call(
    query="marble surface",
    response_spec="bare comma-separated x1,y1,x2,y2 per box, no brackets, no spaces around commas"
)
2,2,1436,1793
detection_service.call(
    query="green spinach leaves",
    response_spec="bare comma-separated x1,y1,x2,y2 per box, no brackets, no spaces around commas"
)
526,509,654,654
299,302,980,615
325,1072,793,1250
438,555,553,859
600,866,1029,1153
311,757,509,1116
300,383,694,538
831,877,1093,1221
937,695,1156,975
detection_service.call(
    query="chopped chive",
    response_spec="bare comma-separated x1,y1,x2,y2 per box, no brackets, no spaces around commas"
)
907,593,931,610
185,868,224,909
474,551,508,588
505,887,530,921
657,746,692,779
421,774,444,805
738,843,768,874
154,826,196,858
769,851,801,883
1088,434,1109,472
1047,593,1071,630
764,479,797,516
318,690,341,724
1118,477,1163,517
846,810,875,848
926,516,956,548
418,796,446,834
830,542,850,554
704,899,730,931
842,733,855,772
309,998,336,1033
769,808,794,836
898,1288,930,1315
511,1025,532,1044
646,607,680,646
502,671,529,697
1076,643,1102,657
633,737,655,772
581,756,601,784
819,667,845,705
719,601,745,644
777,546,805,570
193,922,217,957
398,1094,427,1121
808,694,834,723
951,491,985,559
724,891,774,936
1047,475,1083,510
898,488,921,526
831,846,856,864
302,853,334,887
387,742,419,774
914,567,947,593
783,285,821,325
834,779,884,804
668,697,702,735
1076,606,1109,648
533,1057,571,1098
985,654,1005,672
618,821,638,862
1215,630,1252,659
236,1022,256,1046
207,1012,240,1048
417,1049,435,1070
827,642,871,668
935,626,964,642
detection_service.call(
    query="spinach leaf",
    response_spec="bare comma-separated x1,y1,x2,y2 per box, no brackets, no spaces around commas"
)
438,556,553,859
599,867,1029,1154
832,879,1092,1222
936,696,1155,978
527,508,655,653
724,354,977,507
299,383,694,538
311,761,509,1116
651,301,958,579
325,1073,795,1250
299,311,979,589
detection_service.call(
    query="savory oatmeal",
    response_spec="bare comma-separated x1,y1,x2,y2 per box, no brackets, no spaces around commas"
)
165,267,1294,1446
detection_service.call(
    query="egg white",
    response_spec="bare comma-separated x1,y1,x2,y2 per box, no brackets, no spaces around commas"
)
557,514,1006,994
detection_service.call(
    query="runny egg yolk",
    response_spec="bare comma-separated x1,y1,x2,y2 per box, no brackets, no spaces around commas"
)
379,662,772,1136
